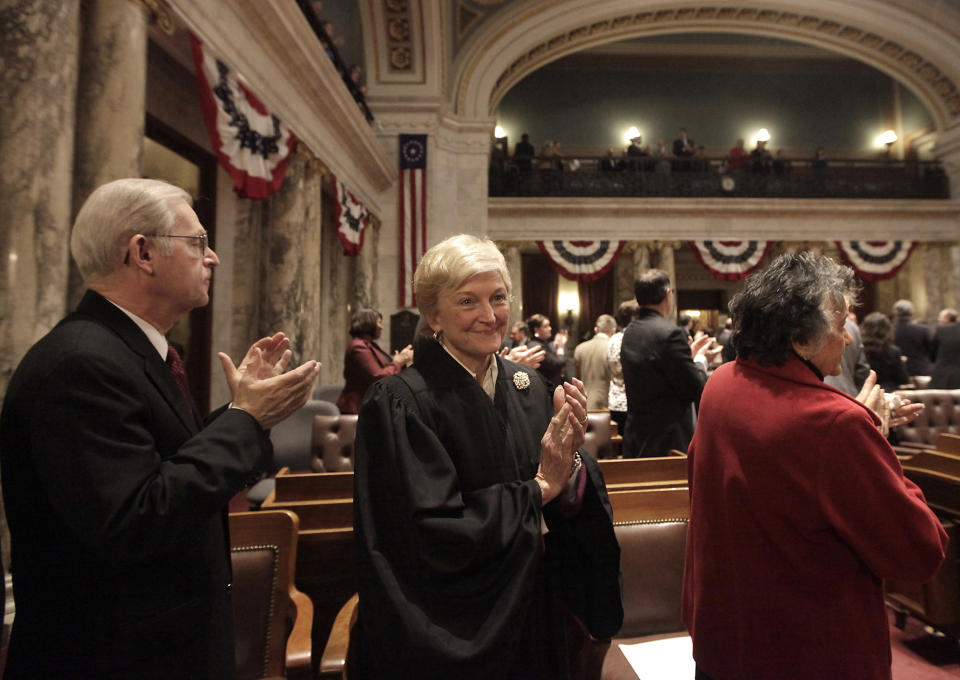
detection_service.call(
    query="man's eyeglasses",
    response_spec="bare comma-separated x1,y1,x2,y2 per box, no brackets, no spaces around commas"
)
144,233,209,256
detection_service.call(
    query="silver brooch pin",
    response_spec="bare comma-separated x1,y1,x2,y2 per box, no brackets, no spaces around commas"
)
513,371,530,390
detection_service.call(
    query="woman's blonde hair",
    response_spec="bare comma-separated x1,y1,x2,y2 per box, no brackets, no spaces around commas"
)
414,234,511,332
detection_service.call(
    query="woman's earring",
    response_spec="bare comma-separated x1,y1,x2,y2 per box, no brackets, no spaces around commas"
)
433,329,443,342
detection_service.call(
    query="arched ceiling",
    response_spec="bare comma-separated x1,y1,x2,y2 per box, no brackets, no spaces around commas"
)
451,1,960,136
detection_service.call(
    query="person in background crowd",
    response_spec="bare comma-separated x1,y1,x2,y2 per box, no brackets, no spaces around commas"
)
514,133,535,172
892,299,935,377
608,300,639,438
716,317,733,348
673,127,695,157
0,178,321,678
336,308,413,414
930,307,960,388
574,314,616,410
600,147,623,172
683,252,943,680
727,138,747,172
506,321,529,349
526,313,568,392
772,148,791,175
353,234,622,679
750,139,772,174
862,312,911,392
620,269,712,457
824,313,871,397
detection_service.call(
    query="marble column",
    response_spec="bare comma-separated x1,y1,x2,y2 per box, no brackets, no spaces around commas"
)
656,243,678,320
502,244,523,325
0,0,80,618
1,0,80,397
69,0,148,305
259,150,324,368
230,198,266,362
631,243,651,282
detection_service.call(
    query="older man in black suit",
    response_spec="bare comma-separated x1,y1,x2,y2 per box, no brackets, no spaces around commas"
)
620,269,712,458
0,178,320,679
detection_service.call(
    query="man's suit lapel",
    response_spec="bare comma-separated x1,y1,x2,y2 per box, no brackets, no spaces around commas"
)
74,290,201,433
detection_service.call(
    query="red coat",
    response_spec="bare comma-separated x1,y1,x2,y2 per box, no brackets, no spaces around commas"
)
336,337,402,414
682,355,947,680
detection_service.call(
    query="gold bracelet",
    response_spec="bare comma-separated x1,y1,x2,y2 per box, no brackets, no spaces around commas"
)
570,451,582,477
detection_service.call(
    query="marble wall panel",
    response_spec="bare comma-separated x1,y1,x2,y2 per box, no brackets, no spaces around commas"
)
0,1,80,401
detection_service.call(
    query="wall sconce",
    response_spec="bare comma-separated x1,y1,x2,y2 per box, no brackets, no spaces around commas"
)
756,128,771,143
623,126,640,145
557,291,580,331
877,129,897,158
494,125,506,139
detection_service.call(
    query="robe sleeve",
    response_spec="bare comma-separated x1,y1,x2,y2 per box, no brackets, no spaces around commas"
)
354,378,545,669
543,452,624,639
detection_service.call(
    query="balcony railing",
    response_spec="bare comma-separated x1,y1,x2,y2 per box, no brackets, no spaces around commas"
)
296,0,374,124
488,156,950,200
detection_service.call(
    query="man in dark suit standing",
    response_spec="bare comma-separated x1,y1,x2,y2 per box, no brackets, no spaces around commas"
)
893,298,934,376
0,178,320,679
620,269,711,458
526,313,568,392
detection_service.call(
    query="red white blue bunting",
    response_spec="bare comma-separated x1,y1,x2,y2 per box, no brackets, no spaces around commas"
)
536,241,625,281
835,241,916,281
332,174,370,256
688,240,771,281
190,35,295,200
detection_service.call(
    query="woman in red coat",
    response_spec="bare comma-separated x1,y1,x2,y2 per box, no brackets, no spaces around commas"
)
336,308,413,414
683,252,948,680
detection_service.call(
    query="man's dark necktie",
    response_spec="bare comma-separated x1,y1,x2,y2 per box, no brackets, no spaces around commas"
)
166,345,195,410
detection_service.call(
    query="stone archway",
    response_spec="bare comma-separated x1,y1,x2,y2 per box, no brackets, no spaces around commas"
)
452,1,960,142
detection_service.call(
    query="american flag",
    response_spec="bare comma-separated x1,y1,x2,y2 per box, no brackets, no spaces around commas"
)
398,134,427,308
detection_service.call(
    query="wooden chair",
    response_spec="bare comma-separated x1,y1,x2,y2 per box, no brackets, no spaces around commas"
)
230,510,314,680
319,594,359,679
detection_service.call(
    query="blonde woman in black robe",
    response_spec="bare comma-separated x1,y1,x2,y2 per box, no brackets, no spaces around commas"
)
353,234,622,679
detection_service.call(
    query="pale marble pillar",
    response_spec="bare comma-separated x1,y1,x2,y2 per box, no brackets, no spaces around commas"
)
612,243,637,306
0,0,80,609
259,152,324,368
0,1,80,398
632,243,651,282
69,0,148,305
502,244,523,325
657,244,678,321
230,198,266,362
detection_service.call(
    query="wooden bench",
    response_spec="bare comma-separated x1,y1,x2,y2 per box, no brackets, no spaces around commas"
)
599,455,687,493
887,448,960,637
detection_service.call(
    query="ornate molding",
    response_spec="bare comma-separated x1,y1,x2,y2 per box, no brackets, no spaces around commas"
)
384,0,413,71
488,7,959,121
136,0,175,34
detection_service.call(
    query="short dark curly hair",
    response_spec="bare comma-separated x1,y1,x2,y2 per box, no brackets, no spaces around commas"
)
729,252,859,366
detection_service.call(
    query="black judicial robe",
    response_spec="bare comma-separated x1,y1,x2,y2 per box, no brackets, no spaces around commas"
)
353,336,622,679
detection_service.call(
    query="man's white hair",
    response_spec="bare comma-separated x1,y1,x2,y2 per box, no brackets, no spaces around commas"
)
70,178,191,281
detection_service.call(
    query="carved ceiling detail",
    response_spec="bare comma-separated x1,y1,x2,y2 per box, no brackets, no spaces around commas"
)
489,7,960,119
384,0,413,71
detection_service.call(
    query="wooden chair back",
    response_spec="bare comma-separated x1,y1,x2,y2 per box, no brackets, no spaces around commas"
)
230,510,313,680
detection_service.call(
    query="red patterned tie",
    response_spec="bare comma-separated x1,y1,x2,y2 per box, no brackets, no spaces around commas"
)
166,345,194,408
